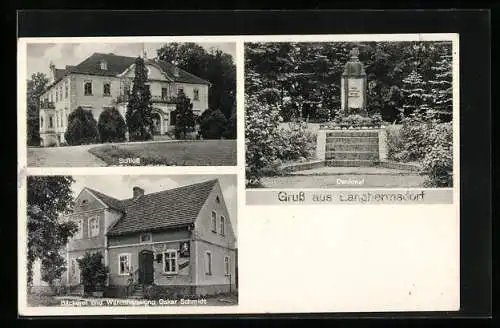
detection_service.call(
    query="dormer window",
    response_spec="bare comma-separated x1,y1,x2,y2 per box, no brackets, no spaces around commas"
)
100,61,107,70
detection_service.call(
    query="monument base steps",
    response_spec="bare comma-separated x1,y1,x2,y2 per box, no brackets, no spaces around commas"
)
324,129,380,166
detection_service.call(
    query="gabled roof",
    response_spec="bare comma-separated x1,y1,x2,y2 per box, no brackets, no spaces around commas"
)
47,52,210,87
86,179,218,236
85,187,125,212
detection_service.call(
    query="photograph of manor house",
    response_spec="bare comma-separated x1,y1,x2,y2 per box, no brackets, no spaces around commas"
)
245,40,455,189
25,41,236,167
26,175,238,306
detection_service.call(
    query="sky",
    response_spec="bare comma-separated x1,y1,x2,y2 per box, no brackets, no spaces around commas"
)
70,174,237,237
26,42,236,78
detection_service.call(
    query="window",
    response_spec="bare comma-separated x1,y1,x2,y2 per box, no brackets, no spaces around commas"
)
88,217,99,237
65,82,68,98
71,259,77,276
161,87,168,99
84,81,93,95
224,256,230,276
118,254,131,275
140,233,152,244
100,61,107,70
193,88,199,101
74,219,83,239
205,252,212,275
220,216,225,236
49,116,53,128
211,211,217,233
55,89,58,102
123,84,130,96
40,117,44,129
163,250,178,274
103,83,111,96
169,110,177,126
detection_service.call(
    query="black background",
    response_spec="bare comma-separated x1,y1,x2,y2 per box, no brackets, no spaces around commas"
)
16,10,491,320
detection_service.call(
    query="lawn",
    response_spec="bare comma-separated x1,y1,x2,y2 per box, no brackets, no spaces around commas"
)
88,140,237,166
27,293,62,306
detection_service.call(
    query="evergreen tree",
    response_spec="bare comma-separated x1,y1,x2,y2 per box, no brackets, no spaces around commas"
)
429,52,453,122
400,70,432,118
125,57,154,141
174,89,195,139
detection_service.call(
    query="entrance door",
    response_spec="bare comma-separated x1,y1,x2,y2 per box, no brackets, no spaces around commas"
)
152,113,162,135
138,250,154,285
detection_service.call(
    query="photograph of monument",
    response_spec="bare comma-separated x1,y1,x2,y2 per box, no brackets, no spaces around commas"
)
245,40,454,189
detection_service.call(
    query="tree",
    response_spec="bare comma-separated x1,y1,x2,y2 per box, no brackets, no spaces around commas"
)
223,108,237,139
125,57,154,141
199,108,227,139
157,43,236,119
27,176,77,287
64,106,99,145
97,107,127,143
77,252,108,295
27,73,49,146
429,50,453,122
174,89,195,139
400,69,432,118
41,251,67,288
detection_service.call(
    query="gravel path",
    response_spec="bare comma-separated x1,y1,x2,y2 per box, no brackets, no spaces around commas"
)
27,145,108,167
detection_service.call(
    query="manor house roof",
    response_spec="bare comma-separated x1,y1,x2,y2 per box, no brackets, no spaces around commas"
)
49,52,210,87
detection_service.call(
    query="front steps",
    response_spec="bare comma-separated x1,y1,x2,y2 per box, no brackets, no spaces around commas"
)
324,130,379,167
130,284,145,299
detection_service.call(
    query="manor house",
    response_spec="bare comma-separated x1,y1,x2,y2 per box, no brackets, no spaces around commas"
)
38,52,210,146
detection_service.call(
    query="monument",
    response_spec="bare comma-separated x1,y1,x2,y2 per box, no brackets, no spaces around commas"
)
340,47,367,115
314,47,387,166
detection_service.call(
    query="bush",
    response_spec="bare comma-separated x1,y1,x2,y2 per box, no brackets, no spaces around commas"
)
421,122,453,187
245,95,283,186
276,122,316,162
385,124,405,162
315,106,331,122
199,108,228,139
97,107,127,143
64,107,99,145
77,252,108,295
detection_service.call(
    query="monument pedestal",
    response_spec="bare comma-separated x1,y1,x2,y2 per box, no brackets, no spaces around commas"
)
315,128,387,167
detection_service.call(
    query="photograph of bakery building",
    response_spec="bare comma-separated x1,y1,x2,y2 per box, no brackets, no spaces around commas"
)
28,176,238,302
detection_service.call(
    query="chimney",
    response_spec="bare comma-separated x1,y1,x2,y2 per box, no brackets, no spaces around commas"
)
133,186,144,200
49,61,56,83
173,66,180,77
